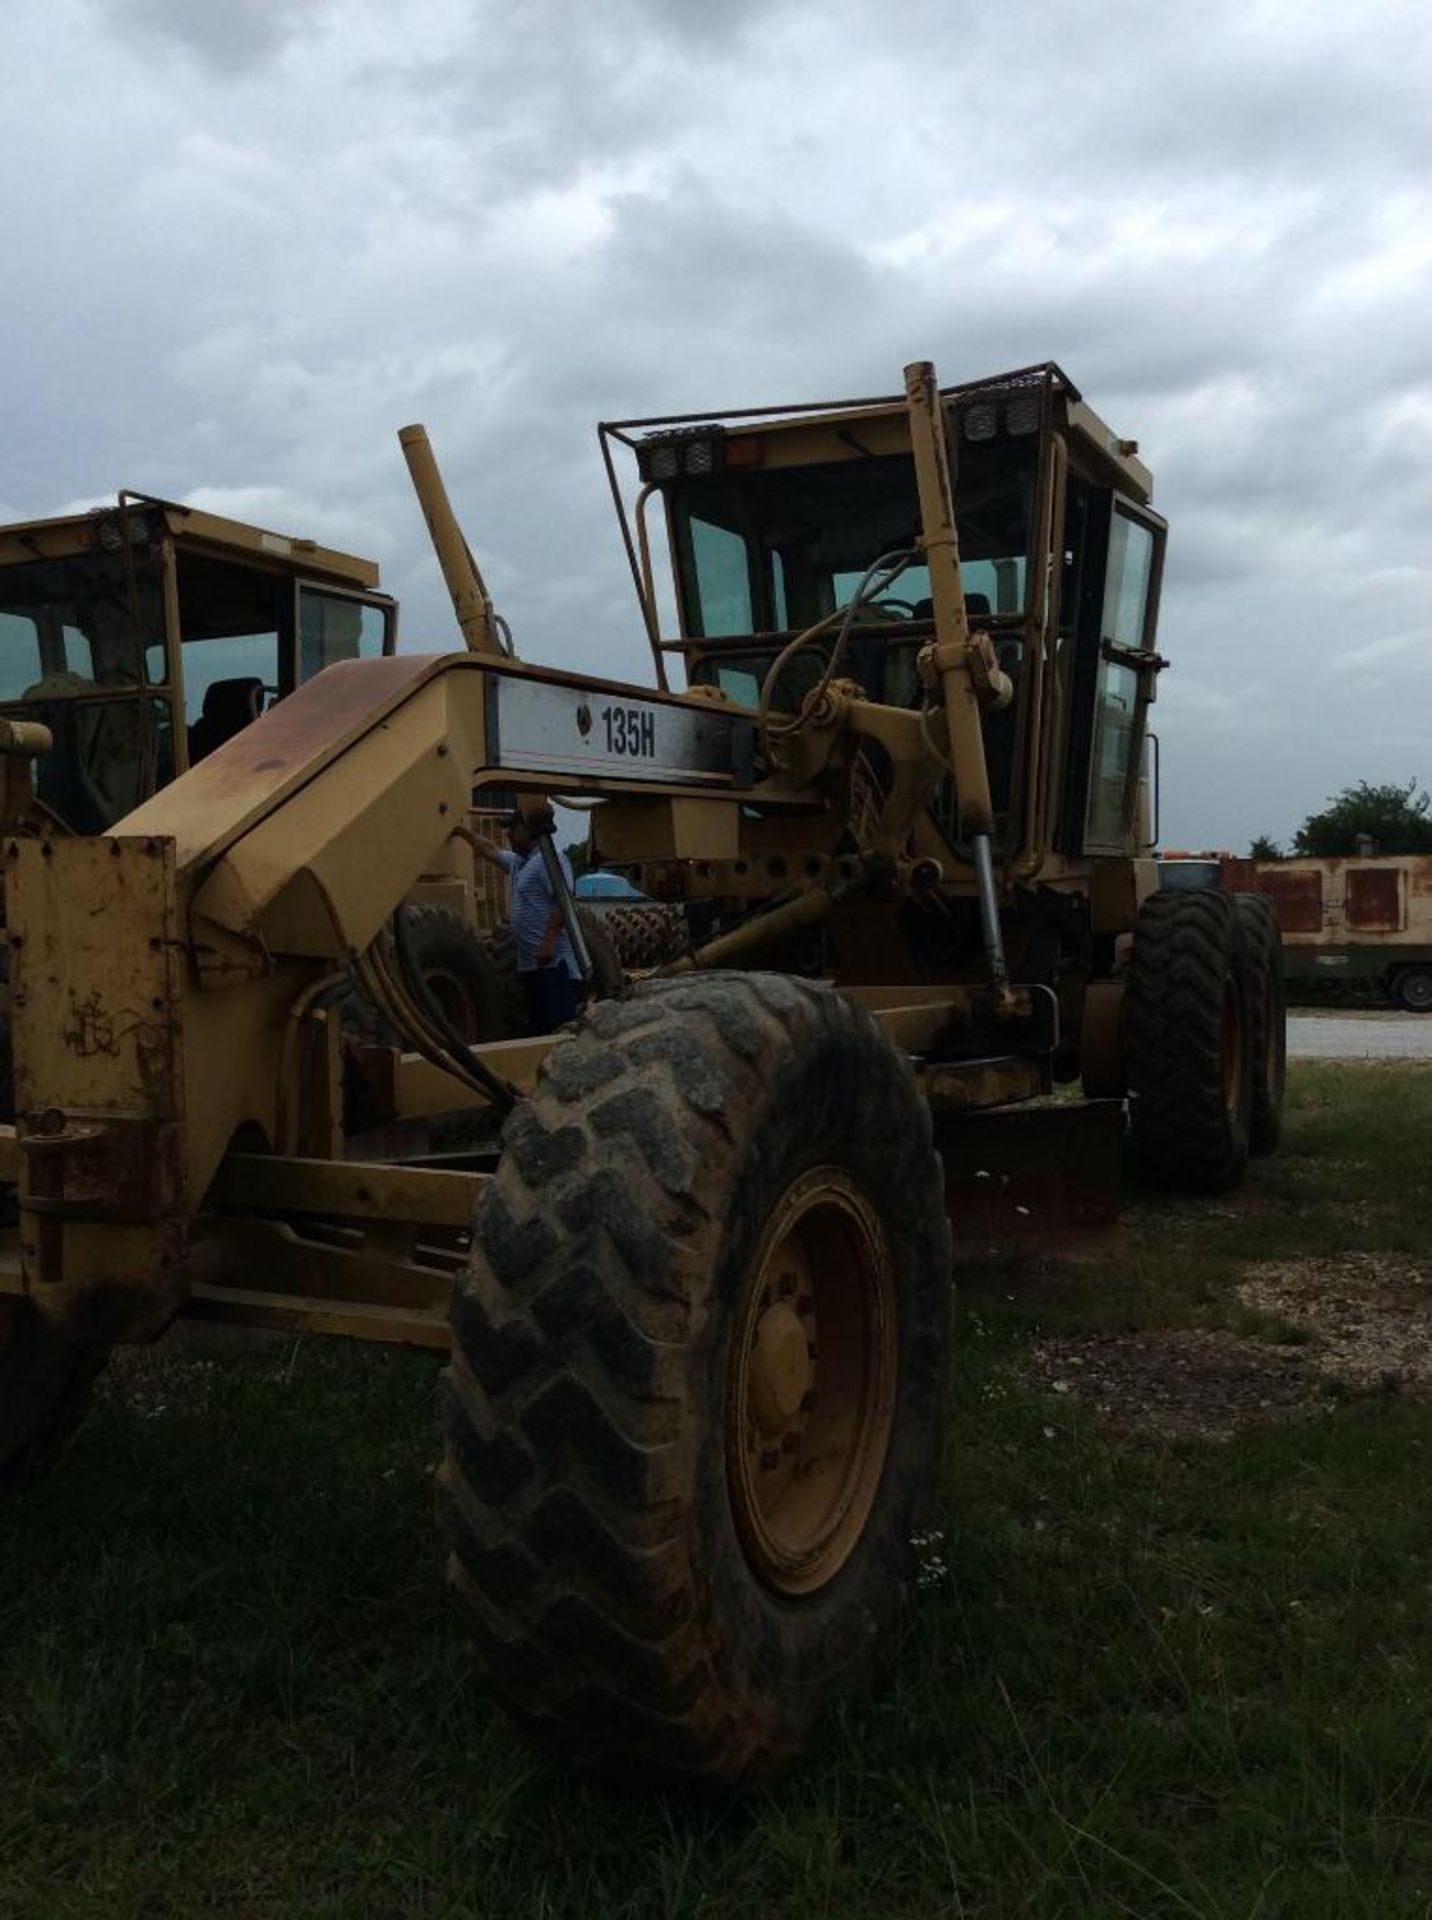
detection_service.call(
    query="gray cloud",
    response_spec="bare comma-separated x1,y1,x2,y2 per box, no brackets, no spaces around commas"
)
2,0,1429,851
117,0,330,72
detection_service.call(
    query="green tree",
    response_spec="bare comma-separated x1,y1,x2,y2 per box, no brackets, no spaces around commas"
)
563,837,592,878
1292,778,1432,857
1249,834,1283,860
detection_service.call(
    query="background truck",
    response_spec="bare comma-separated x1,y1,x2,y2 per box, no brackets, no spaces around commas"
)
1222,853,1432,1011
0,358,1284,1787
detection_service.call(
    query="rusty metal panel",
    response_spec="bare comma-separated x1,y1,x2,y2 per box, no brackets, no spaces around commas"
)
8,836,186,1117
1347,865,1403,932
1259,868,1323,935
7,836,190,1335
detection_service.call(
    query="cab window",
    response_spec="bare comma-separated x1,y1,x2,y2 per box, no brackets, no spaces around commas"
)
673,439,1036,638
298,590,388,679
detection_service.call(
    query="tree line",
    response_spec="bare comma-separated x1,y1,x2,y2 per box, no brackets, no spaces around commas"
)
1250,779,1432,860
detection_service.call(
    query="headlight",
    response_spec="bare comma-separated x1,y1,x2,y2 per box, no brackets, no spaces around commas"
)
638,428,727,483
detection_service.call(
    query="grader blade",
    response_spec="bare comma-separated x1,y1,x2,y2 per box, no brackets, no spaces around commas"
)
938,1099,1125,1241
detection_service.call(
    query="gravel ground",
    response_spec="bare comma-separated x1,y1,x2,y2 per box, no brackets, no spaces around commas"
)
1029,1253,1432,1441
1286,1012,1432,1060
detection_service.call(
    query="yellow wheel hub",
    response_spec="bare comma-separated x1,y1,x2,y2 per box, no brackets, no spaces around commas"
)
748,1300,812,1432
727,1167,898,1597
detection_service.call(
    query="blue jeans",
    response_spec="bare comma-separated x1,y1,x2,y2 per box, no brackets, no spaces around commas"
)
521,966,579,1035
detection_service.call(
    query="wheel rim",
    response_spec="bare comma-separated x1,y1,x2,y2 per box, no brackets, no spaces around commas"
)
423,966,481,1042
726,1167,898,1597
1222,978,1246,1123
1404,972,1432,1012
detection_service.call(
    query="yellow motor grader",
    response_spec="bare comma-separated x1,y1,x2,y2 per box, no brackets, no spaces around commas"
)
0,360,1283,1786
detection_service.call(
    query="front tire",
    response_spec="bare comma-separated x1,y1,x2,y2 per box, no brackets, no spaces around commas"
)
437,973,951,1786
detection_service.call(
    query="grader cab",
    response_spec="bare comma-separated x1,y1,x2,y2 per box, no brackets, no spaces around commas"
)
0,360,1285,1788
0,496,396,832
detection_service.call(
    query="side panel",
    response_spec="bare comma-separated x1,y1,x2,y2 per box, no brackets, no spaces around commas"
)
1259,868,1323,935
8,837,188,1335
8,834,323,1335
487,676,753,788
9,837,185,1120
1227,855,1432,953
1347,866,1404,932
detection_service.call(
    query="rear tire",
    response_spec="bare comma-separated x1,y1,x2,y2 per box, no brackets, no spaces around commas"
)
438,973,951,1786
0,1298,104,1493
1233,894,1286,1153
482,924,530,1039
1126,889,1253,1193
602,903,690,972
397,904,509,1044
345,904,511,1052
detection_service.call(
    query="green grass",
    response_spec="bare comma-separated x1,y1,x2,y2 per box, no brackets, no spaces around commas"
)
3,1064,1431,1918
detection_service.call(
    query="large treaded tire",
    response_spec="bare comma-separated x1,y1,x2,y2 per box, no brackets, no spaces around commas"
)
1234,893,1286,1154
395,904,509,1044
1126,889,1253,1194
437,973,952,1787
0,1299,104,1493
602,903,690,972
344,904,512,1051
481,925,530,1040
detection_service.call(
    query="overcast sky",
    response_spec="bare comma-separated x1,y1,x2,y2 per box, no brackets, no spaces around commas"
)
3,0,1429,851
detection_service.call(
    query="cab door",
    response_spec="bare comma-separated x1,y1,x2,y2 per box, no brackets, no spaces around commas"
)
1083,498,1166,854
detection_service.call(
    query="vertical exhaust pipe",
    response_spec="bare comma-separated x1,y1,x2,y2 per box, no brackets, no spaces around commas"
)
399,423,507,658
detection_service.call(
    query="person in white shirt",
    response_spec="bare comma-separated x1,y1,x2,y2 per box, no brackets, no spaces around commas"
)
471,808,580,1033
